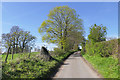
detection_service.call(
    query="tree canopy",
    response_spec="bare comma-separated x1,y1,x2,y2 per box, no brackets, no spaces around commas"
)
2,26,36,62
39,6,84,51
88,24,107,43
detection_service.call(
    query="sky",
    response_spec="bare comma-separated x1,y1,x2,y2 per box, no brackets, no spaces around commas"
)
2,2,118,51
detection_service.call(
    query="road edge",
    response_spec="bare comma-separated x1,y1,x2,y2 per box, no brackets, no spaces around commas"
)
52,51,75,78
80,55,104,78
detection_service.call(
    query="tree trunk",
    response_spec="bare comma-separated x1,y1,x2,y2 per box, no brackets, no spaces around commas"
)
5,47,10,63
12,41,15,59
12,47,15,60
28,48,31,58
16,36,19,53
61,42,63,50
9,48,11,54
22,43,24,53
16,45,18,53
22,48,24,53
22,40,25,53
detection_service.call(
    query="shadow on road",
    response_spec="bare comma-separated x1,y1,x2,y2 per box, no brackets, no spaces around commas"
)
63,63,69,65
73,53,81,57
67,57,74,60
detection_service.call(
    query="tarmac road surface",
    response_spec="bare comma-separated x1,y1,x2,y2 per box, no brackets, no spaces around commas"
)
54,51,100,78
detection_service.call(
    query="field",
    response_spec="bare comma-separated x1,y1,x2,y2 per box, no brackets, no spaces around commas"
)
2,52,39,62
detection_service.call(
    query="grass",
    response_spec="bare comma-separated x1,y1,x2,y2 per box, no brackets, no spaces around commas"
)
2,50,74,78
2,52,39,62
83,54,118,78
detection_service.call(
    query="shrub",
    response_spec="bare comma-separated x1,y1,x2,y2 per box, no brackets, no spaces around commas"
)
52,48,65,56
85,39,118,57
80,49,85,56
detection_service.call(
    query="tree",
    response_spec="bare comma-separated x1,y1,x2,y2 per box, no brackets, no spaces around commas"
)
39,6,84,51
2,26,36,62
88,24,107,43
67,30,84,50
10,26,22,54
10,26,23,59
20,31,36,53
2,33,13,62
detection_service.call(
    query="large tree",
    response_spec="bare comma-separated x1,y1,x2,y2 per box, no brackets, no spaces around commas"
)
20,31,36,53
10,26,22,54
39,6,84,51
88,24,107,43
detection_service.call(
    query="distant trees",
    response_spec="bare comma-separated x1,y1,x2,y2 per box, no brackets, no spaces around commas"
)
34,46,40,52
2,26,36,62
39,6,84,51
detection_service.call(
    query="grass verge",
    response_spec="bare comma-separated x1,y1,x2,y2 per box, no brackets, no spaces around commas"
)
83,54,118,78
2,50,75,79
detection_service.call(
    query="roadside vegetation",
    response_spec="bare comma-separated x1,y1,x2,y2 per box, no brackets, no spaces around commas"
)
81,24,119,78
2,6,83,78
83,53,118,78
1,5,118,79
2,50,75,78
2,26,36,63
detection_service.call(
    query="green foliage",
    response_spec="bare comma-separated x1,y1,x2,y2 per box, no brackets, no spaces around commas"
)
2,26,36,62
85,39,118,57
80,38,86,55
38,6,84,51
119,64,120,79
85,40,94,55
52,48,65,56
88,24,107,43
83,38,119,78
2,50,74,78
80,49,85,56
83,54,118,78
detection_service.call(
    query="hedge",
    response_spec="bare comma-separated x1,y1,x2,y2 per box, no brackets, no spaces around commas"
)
85,39,118,57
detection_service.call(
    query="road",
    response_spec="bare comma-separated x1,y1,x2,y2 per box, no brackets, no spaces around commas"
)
54,51,100,78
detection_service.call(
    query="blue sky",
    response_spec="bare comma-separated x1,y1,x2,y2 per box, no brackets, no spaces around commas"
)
2,2,118,51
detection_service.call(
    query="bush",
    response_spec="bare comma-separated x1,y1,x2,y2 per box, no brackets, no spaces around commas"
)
82,39,119,78
85,39,118,57
52,48,65,56
80,47,85,56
